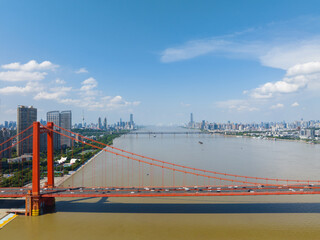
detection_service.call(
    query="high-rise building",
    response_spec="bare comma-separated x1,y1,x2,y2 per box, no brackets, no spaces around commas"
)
129,114,134,129
201,120,206,130
189,113,194,128
17,105,37,156
98,117,102,129
103,117,107,130
47,111,61,150
61,111,72,148
0,128,11,158
47,110,72,149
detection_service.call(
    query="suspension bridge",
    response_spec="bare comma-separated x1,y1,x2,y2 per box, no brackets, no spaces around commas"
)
1,121,320,216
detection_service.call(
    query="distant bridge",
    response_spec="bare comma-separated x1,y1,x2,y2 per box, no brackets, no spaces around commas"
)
127,131,211,135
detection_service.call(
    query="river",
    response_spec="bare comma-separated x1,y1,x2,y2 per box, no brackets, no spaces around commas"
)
2,126,320,240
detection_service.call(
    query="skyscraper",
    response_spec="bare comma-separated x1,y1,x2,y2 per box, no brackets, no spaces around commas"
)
61,110,72,148
189,113,194,128
130,114,134,129
98,117,102,129
17,105,37,156
47,110,72,149
103,117,107,130
47,111,61,150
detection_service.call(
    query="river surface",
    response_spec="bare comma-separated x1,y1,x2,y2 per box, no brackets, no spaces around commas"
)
2,126,320,240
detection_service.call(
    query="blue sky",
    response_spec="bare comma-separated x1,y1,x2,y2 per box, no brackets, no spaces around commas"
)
1,0,320,125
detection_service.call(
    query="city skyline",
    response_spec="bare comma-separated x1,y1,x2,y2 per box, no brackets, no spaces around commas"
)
1,1,320,124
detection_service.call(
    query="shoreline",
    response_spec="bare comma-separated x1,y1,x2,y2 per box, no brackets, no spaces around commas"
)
208,131,318,145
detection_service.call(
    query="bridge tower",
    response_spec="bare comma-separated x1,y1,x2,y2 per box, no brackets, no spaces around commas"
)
25,122,56,216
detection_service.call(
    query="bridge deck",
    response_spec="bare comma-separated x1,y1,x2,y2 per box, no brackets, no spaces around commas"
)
127,132,210,134
1,184,320,198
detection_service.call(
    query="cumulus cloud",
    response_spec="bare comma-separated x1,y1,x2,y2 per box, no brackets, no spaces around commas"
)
55,77,140,111
75,68,88,74
286,61,320,76
0,82,43,94
270,103,284,109
102,95,140,110
34,86,72,100
1,60,58,71
249,62,320,99
58,95,140,111
291,102,299,107
0,60,58,82
250,80,303,99
0,71,47,82
80,77,97,91
0,60,140,113
259,41,320,70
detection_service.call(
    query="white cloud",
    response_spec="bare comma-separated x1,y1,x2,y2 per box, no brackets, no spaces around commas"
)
0,60,140,114
270,103,284,109
34,86,72,100
161,18,320,114
55,78,66,84
291,102,299,107
249,62,320,99
104,96,140,109
0,71,47,82
250,80,303,99
0,82,43,94
58,95,140,111
161,39,229,63
80,77,99,96
286,61,320,76
160,20,320,71
80,77,97,91
34,92,65,100
216,99,259,112
75,68,88,74
259,40,320,70
1,60,58,71
59,98,82,106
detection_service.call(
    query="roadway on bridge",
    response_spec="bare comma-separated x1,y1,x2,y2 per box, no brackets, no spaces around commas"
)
1,184,320,198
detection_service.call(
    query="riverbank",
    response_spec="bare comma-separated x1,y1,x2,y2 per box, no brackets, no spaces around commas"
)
209,131,319,145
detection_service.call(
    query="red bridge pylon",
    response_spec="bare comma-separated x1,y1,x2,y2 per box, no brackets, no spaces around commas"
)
25,121,55,216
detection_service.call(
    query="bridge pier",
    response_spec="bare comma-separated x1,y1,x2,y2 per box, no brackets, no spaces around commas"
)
25,191,56,216
25,122,56,216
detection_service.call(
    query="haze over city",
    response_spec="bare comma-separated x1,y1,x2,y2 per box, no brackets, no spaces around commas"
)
1,1,320,125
